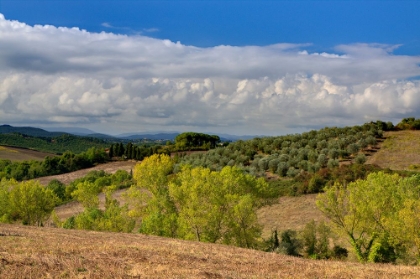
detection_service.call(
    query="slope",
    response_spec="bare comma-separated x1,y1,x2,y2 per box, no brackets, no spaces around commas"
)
1,224,419,279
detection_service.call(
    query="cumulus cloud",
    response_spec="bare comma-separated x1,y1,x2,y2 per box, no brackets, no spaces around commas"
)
1,14,420,135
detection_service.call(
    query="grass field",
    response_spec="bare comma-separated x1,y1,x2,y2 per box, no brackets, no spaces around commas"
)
0,145,55,162
366,130,420,171
1,224,420,279
257,194,326,238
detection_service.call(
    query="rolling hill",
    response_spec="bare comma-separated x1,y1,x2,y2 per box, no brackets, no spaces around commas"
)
1,224,419,278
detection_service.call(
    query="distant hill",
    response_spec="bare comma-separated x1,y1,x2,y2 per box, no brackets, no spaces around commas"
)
0,126,109,154
85,133,118,140
1,124,259,143
0,124,65,138
122,133,180,141
44,126,96,136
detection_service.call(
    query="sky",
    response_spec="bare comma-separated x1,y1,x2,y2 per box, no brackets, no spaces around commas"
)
0,1,420,136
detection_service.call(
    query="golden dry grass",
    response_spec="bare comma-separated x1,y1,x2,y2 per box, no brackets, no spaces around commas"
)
1,224,420,279
366,131,420,171
257,194,326,238
0,145,55,162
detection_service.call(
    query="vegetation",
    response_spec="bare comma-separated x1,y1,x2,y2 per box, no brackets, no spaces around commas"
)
317,172,420,264
125,154,269,248
0,147,108,181
5,118,420,268
0,179,58,225
174,132,220,150
0,132,109,154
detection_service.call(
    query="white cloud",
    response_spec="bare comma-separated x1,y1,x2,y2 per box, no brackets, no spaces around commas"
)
1,14,420,135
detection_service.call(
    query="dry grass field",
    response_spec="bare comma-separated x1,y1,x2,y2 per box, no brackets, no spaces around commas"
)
257,194,326,238
366,130,420,171
0,145,55,162
2,224,420,279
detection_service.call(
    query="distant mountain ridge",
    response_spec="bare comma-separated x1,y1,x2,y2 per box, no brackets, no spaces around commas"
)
0,124,66,138
0,124,258,142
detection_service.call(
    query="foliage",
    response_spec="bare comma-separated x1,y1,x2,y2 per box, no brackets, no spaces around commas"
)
278,230,302,256
0,132,108,154
396,117,420,130
301,220,331,259
126,154,268,248
175,121,385,183
316,172,420,263
62,185,135,233
0,147,108,181
127,154,177,237
174,132,220,150
0,179,58,225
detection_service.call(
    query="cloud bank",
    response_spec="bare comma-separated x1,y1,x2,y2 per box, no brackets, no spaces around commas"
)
1,14,420,135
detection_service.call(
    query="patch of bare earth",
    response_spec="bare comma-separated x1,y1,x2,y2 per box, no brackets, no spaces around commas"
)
1,224,420,279
36,161,137,186
366,131,420,171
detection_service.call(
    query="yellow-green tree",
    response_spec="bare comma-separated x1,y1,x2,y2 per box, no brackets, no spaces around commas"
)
316,172,415,263
71,181,101,209
169,165,265,248
126,154,178,237
0,178,16,222
9,180,57,226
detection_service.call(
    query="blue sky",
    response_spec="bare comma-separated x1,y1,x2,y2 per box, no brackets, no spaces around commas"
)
0,1,420,135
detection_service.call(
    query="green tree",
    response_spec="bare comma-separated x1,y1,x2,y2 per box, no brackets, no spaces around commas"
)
316,172,409,262
9,180,57,226
71,181,102,209
126,154,177,237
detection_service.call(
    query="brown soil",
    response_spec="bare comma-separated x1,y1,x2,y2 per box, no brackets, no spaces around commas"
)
1,224,420,278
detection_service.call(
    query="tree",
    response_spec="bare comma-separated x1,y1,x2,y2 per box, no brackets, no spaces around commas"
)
169,165,265,248
278,230,302,256
126,154,177,237
316,172,410,262
9,180,57,226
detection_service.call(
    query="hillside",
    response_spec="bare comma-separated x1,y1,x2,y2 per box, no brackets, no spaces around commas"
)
0,146,56,162
1,224,420,278
366,130,420,170
0,133,108,154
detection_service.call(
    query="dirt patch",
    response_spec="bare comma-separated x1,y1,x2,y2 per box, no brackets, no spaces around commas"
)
36,160,137,186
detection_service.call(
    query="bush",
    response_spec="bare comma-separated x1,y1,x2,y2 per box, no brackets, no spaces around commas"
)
354,153,366,164
331,245,348,260
278,230,302,256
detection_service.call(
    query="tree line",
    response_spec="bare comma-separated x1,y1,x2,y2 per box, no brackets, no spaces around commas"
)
0,147,108,181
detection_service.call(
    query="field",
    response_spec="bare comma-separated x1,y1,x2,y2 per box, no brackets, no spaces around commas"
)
366,130,420,170
2,224,420,279
257,194,326,238
0,145,55,162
